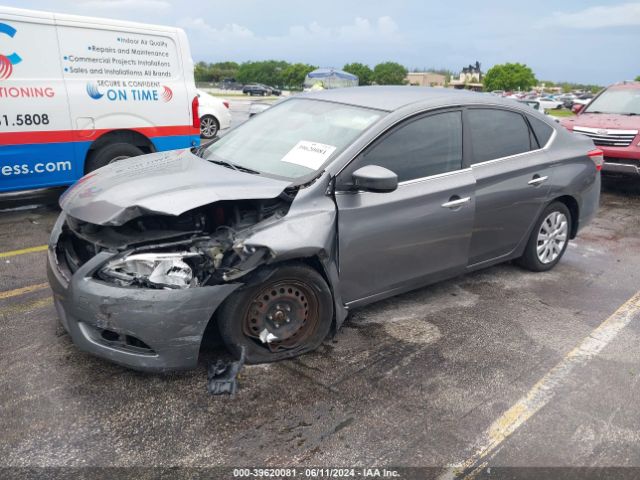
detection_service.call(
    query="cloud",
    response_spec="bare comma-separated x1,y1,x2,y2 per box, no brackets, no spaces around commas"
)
179,15,404,63
539,2,640,29
80,0,171,11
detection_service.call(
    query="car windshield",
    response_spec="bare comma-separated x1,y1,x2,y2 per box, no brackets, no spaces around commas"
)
203,98,383,179
585,89,640,115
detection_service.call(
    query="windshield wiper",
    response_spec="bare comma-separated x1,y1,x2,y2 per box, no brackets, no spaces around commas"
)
209,158,260,175
621,112,638,116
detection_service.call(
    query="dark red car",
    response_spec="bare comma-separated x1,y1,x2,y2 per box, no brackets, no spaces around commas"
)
561,82,640,176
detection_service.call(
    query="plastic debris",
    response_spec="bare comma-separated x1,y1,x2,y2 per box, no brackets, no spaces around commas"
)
207,347,246,396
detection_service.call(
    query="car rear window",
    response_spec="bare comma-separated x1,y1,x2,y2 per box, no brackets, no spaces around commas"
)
467,109,533,164
527,115,554,148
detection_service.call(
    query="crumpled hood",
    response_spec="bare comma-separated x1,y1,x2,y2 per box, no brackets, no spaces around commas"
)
60,149,292,226
562,113,640,132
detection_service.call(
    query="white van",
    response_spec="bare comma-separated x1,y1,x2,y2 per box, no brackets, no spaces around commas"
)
0,6,200,193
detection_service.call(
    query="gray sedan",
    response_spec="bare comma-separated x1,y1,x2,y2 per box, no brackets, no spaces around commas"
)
47,86,602,370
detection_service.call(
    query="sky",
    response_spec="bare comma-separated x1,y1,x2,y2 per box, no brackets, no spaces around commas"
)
2,0,639,85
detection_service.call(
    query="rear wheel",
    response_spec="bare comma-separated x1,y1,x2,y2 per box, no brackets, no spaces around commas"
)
200,115,219,139
85,143,143,173
216,264,333,363
518,201,571,272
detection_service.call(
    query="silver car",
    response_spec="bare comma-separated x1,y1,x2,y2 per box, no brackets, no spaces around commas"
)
47,87,602,371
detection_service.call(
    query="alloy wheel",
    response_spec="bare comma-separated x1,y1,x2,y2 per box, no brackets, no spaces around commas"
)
536,211,568,264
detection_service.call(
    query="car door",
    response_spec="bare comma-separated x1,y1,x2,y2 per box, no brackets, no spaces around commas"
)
465,107,555,266
334,110,476,305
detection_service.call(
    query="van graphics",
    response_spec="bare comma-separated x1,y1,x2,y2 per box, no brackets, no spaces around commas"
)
86,81,173,102
62,33,176,79
0,22,22,80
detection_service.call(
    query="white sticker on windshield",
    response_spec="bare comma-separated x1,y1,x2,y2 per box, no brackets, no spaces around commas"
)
280,141,337,170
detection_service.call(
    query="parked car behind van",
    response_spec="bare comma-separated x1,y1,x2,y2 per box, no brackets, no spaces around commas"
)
0,6,200,193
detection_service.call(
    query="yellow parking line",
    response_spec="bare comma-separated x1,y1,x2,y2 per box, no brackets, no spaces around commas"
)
1,296,53,317
439,289,640,480
0,282,49,300
0,244,48,259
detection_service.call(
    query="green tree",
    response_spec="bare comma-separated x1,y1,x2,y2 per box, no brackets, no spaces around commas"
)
194,61,213,83
343,62,373,86
373,62,408,85
635,75,640,82
210,61,239,82
482,63,537,92
281,63,317,89
237,60,289,87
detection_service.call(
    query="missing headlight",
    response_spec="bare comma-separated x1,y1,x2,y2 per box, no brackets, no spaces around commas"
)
99,252,204,289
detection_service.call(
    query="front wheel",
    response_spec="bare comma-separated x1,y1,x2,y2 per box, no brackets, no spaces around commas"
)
517,201,571,272
216,264,333,363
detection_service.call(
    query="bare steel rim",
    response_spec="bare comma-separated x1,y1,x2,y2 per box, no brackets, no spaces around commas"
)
242,279,320,352
536,211,568,264
200,116,219,138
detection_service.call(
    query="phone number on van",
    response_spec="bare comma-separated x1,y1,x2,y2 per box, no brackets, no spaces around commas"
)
1,113,50,127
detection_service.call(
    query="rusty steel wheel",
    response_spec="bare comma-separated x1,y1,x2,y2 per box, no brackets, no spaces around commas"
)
242,280,320,352
216,264,333,363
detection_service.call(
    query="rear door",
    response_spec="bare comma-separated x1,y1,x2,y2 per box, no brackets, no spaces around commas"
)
466,107,555,266
0,9,75,192
335,109,476,305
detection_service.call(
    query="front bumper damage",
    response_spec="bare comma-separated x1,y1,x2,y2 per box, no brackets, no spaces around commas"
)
47,218,241,372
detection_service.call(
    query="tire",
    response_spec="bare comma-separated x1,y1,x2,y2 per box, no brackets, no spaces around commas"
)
517,201,571,272
199,115,219,139
85,143,144,173
216,263,333,364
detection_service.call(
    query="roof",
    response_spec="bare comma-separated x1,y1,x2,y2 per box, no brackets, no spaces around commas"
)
307,68,358,81
302,86,513,111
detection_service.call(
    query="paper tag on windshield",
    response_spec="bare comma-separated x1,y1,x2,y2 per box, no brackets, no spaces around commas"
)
280,141,336,170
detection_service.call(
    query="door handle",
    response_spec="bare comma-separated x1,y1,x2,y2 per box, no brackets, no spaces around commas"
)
528,175,548,186
441,196,471,209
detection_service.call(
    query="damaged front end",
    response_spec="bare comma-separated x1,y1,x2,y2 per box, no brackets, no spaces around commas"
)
56,194,295,289
48,191,300,372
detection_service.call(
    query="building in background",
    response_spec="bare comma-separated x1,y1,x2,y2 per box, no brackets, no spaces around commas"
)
406,71,446,87
450,61,483,91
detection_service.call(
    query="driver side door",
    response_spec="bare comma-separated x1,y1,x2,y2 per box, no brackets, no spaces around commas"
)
334,109,476,306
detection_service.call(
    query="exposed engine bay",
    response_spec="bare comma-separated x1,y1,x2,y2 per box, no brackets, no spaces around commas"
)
56,191,297,290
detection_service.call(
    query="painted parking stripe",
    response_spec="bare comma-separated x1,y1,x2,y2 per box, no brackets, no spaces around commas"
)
0,282,49,300
0,244,47,258
440,289,640,480
1,297,52,317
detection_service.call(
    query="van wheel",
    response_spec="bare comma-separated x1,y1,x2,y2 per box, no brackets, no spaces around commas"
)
517,201,571,272
216,263,333,364
85,143,144,173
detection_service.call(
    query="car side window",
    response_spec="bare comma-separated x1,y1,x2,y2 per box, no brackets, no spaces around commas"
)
340,110,463,185
527,115,554,148
467,109,533,164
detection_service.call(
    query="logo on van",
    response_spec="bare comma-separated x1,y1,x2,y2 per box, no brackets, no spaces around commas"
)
0,23,22,80
86,82,104,100
161,85,173,102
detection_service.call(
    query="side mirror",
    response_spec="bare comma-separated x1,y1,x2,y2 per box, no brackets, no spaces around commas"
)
352,165,398,193
572,104,584,114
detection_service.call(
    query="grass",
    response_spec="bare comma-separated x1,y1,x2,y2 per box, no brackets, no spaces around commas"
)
546,109,575,118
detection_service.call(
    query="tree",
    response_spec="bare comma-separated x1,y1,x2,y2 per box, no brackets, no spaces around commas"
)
343,62,373,86
281,63,316,89
236,60,289,87
482,63,537,92
373,62,408,85
635,75,640,82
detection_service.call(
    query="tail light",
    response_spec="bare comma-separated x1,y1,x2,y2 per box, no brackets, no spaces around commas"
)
192,96,200,129
222,101,230,109
588,149,604,171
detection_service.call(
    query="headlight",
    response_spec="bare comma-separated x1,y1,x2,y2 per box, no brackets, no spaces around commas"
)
99,252,202,289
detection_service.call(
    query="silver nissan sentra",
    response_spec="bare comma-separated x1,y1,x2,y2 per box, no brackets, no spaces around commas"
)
47,86,601,371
